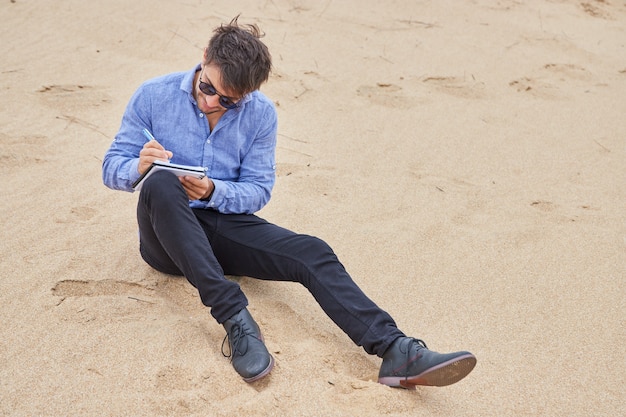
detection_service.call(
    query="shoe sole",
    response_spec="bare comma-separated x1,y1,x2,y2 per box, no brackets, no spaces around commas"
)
243,354,275,383
378,353,476,389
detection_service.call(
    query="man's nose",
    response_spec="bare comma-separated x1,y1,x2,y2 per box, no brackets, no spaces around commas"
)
206,93,221,108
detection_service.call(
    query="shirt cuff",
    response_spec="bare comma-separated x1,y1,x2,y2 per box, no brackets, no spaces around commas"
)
128,159,141,188
201,178,224,209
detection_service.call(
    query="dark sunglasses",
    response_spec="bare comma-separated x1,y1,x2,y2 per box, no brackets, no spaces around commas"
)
198,71,240,110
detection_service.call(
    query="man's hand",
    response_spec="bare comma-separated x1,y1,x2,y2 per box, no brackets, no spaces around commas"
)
138,140,174,174
180,176,215,201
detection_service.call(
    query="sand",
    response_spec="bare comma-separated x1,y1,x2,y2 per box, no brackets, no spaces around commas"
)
1,0,625,416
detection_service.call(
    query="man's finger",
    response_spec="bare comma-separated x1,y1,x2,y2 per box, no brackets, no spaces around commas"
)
144,139,166,151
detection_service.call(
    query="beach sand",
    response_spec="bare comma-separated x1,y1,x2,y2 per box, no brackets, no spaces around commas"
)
1,0,625,416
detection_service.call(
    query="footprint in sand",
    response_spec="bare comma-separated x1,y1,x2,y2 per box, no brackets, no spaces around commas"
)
356,83,414,108
580,1,613,19
542,63,591,81
509,77,561,99
530,200,557,213
511,63,596,99
52,279,154,299
0,133,49,169
422,75,487,99
37,84,111,110
53,206,99,224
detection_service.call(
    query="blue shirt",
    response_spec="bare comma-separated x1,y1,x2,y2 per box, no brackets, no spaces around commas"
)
102,65,278,214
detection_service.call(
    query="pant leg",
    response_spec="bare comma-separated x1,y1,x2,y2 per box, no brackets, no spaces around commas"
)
136,170,248,323
201,212,405,357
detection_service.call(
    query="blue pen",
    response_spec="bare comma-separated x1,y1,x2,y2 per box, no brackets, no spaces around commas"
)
142,128,171,162
142,128,156,142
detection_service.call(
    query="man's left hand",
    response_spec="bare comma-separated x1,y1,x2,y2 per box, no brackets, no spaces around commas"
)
180,176,214,200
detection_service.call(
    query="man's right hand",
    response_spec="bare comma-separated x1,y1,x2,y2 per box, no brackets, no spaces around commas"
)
138,140,174,173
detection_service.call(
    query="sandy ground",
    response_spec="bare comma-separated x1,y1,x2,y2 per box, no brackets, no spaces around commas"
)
1,0,625,416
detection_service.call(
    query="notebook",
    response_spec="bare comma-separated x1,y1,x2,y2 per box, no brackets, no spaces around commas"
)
132,160,207,191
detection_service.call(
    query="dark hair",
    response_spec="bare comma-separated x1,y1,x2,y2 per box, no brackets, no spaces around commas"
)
204,16,272,97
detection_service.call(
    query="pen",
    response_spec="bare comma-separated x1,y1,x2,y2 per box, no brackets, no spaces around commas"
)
142,128,156,142
142,128,171,163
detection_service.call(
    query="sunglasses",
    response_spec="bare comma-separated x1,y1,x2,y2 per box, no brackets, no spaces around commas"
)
198,70,240,110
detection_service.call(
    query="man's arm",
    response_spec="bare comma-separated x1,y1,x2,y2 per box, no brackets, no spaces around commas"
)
102,86,152,192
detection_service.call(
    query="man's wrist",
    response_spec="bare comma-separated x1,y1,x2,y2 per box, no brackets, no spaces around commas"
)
200,190,214,201
200,182,215,201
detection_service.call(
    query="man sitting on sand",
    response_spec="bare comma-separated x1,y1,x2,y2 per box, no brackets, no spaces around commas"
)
102,16,476,388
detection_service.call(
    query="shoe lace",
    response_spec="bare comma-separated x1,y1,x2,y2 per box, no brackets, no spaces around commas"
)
411,338,428,350
221,320,253,361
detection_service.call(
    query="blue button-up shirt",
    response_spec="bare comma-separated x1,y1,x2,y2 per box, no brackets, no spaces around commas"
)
102,65,277,214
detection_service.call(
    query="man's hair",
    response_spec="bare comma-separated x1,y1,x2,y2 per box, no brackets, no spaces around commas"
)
204,16,272,97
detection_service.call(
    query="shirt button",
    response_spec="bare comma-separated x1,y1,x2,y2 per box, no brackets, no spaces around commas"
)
199,113,204,118
206,139,211,144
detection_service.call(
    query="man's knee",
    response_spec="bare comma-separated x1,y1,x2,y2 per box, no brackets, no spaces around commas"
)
140,170,185,202
295,234,337,264
142,170,179,189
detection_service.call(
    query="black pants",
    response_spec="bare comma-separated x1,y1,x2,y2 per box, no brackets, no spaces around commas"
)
136,171,404,357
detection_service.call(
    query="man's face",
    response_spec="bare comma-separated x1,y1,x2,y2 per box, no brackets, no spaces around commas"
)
196,64,241,115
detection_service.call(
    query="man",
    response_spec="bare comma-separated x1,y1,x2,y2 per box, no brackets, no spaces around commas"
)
103,17,476,388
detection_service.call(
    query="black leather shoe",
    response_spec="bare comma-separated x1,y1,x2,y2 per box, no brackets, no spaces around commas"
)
378,337,476,389
222,308,274,382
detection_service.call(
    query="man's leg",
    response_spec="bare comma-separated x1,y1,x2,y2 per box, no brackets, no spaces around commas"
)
197,212,404,357
137,171,274,382
201,212,476,388
136,170,247,323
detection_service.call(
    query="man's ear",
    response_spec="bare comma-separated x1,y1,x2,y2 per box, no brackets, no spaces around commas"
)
202,48,208,62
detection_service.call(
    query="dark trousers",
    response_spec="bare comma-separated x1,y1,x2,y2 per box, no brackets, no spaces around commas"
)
136,171,404,357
